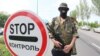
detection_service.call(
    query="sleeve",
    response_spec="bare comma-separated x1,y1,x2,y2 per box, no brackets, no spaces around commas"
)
72,22,79,38
48,18,56,39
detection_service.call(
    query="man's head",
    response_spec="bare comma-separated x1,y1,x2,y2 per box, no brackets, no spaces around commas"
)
58,3,69,14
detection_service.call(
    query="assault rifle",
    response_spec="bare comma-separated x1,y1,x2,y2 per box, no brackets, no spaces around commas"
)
46,24,65,49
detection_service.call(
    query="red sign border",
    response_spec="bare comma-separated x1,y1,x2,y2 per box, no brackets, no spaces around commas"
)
4,11,48,56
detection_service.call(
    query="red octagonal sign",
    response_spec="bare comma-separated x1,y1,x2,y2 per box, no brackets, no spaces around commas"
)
4,11,49,56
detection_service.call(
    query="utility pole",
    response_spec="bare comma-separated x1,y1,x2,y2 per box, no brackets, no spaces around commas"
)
37,0,38,15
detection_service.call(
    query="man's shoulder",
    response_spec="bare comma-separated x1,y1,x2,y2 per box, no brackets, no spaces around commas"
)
67,16,72,19
53,16,59,19
67,16,77,22
52,16,59,21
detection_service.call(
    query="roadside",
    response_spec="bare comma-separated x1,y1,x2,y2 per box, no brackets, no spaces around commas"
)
0,36,11,56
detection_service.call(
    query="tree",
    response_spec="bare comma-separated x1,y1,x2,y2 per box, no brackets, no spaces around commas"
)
70,0,85,25
70,10,77,18
83,0,91,25
92,0,100,15
70,0,91,25
0,12,9,27
70,9,78,24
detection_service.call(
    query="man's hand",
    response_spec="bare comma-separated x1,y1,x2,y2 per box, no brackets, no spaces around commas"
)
52,39,62,48
63,36,77,53
63,44,73,53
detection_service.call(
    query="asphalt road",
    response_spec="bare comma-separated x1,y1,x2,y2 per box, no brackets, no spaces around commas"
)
78,29,100,54
73,29,100,56
73,38,99,56
45,29,100,56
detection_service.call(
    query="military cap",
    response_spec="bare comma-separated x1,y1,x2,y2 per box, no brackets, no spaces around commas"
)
59,3,68,8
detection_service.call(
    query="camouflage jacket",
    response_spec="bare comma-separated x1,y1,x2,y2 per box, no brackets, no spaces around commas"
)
50,16,78,55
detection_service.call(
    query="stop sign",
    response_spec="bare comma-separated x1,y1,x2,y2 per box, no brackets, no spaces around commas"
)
4,11,49,56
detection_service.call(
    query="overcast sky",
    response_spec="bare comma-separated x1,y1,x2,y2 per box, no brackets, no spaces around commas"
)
0,0,100,23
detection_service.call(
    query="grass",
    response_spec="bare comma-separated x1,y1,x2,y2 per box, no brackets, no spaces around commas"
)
0,36,12,56
0,36,4,44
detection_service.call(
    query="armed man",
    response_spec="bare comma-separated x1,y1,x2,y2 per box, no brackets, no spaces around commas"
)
49,3,78,56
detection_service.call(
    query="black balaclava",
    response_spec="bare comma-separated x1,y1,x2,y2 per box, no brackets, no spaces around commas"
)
58,3,69,19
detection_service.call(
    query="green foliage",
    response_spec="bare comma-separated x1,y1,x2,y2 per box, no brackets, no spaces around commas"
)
0,36,11,56
78,22,82,26
0,13,9,27
78,21,87,26
70,10,77,18
0,44,11,56
0,36,4,44
89,23,97,28
78,21,100,28
70,0,91,26
83,0,91,19
92,0,100,15
78,0,85,20
89,21,100,28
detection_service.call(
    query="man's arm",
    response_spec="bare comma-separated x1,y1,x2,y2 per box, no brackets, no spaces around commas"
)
70,36,77,47
63,35,77,53
48,17,63,48
63,21,78,53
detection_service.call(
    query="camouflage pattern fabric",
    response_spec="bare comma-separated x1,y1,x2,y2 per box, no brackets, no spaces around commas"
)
50,16,78,55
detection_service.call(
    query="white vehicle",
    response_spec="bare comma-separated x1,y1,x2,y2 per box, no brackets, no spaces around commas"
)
93,27,100,33
81,25,90,31
0,28,4,35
